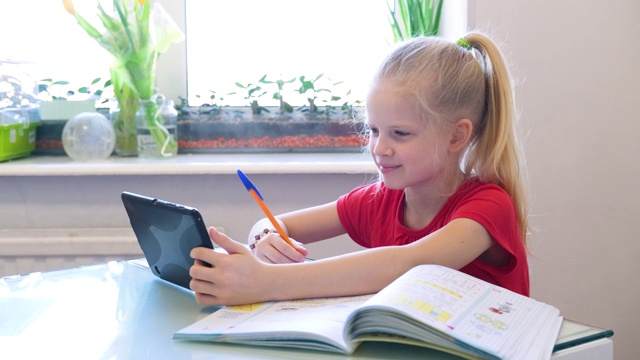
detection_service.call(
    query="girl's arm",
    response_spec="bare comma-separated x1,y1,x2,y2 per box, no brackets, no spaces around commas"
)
190,217,495,306
248,201,346,263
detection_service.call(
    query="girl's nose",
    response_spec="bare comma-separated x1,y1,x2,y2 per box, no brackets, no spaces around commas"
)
371,135,392,157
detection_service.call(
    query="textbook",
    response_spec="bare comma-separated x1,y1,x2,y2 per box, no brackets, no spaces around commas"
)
173,265,563,360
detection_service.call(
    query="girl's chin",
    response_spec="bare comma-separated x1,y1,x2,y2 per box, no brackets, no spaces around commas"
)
379,176,404,190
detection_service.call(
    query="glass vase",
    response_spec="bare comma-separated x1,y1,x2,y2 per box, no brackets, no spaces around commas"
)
136,95,178,158
109,95,139,157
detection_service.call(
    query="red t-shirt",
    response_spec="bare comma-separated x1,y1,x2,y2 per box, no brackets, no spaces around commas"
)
336,178,530,296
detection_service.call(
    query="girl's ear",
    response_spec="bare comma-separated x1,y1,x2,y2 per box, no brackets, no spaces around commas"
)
448,119,473,153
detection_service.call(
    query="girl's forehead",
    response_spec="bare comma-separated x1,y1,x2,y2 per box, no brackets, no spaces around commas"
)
367,87,421,119
368,81,407,97
368,86,410,108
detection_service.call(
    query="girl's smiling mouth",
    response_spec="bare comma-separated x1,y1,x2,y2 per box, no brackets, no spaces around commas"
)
378,164,401,173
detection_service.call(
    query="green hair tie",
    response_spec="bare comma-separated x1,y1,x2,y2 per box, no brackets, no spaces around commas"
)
457,38,471,50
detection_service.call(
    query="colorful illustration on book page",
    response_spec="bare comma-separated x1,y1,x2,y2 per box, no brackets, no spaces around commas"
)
469,312,509,336
228,302,265,312
394,294,453,323
375,266,491,329
466,301,515,337
488,301,515,315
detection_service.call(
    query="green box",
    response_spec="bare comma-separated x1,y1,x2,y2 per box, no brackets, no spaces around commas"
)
0,121,40,162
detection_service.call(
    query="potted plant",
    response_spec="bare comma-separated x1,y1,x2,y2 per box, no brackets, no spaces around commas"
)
176,72,366,153
387,0,443,41
34,77,114,154
36,78,103,121
295,74,325,117
235,75,269,117
261,75,296,117
63,0,184,157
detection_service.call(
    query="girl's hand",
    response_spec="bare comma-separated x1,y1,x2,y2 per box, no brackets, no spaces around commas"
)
252,231,308,264
190,227,272,306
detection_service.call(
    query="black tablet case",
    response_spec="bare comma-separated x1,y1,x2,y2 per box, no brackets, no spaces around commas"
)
121,192,213,289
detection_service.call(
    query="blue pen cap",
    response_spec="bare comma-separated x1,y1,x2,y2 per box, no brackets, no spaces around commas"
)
237,170,264,200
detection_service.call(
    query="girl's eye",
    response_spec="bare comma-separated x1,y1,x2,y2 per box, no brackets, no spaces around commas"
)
368,126,379,135
393,130,410,137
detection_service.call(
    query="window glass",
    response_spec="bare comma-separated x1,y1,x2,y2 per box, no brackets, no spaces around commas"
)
1,1,112,100
185,0,393,107
2,1,466,106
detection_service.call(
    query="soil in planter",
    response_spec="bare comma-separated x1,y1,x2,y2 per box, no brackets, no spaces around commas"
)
35,120,65,155
34,109,113,155
34,110,370,155
177,119,367,153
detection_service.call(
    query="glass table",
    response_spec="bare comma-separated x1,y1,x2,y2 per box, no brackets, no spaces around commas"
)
0,259,613,359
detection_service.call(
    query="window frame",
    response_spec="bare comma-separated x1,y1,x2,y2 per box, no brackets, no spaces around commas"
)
155,0,187,106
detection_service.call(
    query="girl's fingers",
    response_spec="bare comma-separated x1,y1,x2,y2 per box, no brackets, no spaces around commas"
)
256,236,306,264
209,226,248,255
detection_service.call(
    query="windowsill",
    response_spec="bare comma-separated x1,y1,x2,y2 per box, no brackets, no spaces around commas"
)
0,152,377,176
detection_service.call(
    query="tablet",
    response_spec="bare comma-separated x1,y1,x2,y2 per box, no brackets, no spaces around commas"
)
121,191,213,289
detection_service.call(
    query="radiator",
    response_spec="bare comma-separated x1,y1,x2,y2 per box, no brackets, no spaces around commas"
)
0,228,143,278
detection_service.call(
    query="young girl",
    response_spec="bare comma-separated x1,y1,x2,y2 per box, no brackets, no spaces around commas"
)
190,32,530,306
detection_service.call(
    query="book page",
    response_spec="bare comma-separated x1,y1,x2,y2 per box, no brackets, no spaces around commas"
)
361,265,492,331
351,265,561,360
174,294,371,353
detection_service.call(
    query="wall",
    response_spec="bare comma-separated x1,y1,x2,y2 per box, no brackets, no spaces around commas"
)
471,1,640,359
0,171,370,274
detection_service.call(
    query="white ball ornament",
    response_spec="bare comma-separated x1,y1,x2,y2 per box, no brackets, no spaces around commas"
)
62,112,116,160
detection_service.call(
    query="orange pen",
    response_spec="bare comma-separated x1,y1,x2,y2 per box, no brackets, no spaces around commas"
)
237,169,295,248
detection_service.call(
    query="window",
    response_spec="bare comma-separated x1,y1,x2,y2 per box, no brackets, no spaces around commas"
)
185,0,392,107
1,1,113,100
184,0,468,107
2,0,466,103
1,1,467,152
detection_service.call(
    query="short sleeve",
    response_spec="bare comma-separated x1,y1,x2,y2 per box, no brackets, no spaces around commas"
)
451,185,522,273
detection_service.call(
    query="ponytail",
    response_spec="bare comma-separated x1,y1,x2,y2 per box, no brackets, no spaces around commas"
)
462,32,529,244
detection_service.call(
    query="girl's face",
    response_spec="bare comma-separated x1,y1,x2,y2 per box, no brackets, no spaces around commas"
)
365,83,452,192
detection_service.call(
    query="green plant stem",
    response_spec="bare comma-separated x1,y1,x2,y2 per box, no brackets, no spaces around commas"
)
140,99,177,155
113,83,139,155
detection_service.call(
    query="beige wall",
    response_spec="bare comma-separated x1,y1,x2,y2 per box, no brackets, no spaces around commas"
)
471,1,639,359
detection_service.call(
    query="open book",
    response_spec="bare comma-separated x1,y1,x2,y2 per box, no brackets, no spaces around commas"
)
173,265,563,360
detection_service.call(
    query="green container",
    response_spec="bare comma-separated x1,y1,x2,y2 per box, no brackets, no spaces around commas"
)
0,108,41,162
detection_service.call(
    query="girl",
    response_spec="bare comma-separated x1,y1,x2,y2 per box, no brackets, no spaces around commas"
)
190,32,530,306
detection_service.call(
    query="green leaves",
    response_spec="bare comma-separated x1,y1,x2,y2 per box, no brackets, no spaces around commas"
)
73,13,102,39
37,77,111,102
65,0,183,101
387,0,443,42
261,76,296,114
297,74,324,95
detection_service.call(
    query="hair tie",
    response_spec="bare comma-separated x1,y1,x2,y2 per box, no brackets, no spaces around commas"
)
457,37,471,50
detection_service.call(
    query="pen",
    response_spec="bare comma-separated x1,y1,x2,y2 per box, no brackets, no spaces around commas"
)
236,169,295,249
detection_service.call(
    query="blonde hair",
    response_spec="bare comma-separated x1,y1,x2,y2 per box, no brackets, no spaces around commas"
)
372,32,529,244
